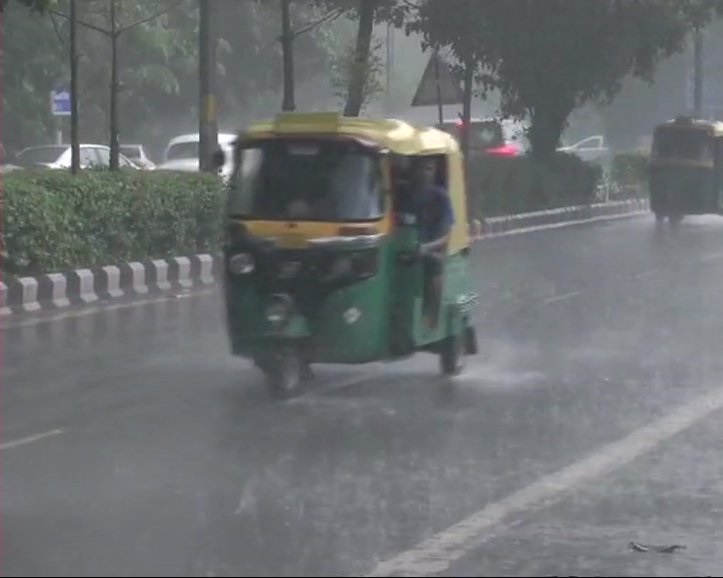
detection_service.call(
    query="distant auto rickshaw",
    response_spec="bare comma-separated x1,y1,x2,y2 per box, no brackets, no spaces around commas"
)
649,116,723,224
217,112,479,398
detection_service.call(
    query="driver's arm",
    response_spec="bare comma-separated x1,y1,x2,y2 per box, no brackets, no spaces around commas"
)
421,232,450,254
420,189,455,255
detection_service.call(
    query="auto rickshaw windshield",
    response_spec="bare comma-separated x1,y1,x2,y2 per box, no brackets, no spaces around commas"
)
228,138,384,222
653,129,714,162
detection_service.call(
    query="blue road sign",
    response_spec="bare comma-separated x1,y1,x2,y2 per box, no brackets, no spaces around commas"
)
51,89,72,116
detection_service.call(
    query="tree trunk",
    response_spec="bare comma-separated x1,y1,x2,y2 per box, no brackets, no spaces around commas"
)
199,0,218,172
109,0,119,170
461,52,474,217
693,28,703,116
280,0,295,112
343,0,376,117
70,0,79,174
527,103,571,162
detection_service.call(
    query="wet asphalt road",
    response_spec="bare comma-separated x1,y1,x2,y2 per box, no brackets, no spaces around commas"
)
4,215,723,577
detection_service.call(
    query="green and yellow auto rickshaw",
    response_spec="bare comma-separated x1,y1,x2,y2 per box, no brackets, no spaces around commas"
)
217,112,479,398
649,116,723,224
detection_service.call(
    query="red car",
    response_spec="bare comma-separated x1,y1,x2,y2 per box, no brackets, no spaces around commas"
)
437,117,525,158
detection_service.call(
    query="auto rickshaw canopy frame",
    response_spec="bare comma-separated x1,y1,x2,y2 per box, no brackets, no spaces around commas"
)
243,112,462,157
235,112,471,253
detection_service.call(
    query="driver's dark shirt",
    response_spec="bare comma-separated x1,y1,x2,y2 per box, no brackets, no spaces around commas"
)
416,185,455,243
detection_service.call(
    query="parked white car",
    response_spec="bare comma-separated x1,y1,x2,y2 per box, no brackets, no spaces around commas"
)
119,144,155,170
0,164,21,174
156,132,237,180
12,144,139,170
558,135,610,164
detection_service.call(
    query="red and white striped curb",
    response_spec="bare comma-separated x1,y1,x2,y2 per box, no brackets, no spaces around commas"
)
469,198,649,240
1,255,217,317
1,200,648,317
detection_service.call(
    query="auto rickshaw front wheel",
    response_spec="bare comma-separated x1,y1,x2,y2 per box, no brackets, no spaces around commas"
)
257,345,309,399
439,330,467,376
653,211,683,227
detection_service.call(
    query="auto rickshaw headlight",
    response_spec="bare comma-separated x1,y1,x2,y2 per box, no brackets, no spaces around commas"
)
266,295,293,328
228,253,255,275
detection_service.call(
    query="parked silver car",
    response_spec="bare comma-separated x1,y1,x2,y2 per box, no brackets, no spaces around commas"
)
12,144,139,170
119,144,155,170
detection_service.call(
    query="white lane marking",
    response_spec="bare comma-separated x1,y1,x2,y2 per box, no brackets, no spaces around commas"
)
633,269,659,280
1,429,64,451
364,386,723,577
542,291,582,305
1,288,216,329
289,372,383,404
700,251,723,263
475,210,646,241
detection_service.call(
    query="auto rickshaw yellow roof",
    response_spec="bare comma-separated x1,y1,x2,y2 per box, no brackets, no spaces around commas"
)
656,116,723,137
243,112,461,156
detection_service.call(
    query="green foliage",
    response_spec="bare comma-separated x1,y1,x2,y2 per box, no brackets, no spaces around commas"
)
609,151,650,198
408,0,723,159
3,0,351,155
468,153,603,218
2,170,226,276
311,0,409,26
4,1,68,149
612,152,650,185
1,0,53,12
329,36,385,112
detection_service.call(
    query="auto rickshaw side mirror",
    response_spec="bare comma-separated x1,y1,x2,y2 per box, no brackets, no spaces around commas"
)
212,148,225,170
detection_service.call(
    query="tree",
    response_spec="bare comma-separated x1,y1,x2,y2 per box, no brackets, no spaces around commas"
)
330,36,384,112
280,0,294,111
3,0,68,151
275,0,349,112
343,0,377,115
409,0,723,159
50,0,185,170
314,0,409,116
4,0,352,157
1,0,51,12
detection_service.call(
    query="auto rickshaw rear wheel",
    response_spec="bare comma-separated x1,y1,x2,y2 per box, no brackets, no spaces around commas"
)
439,329,467,376
260,345,305,399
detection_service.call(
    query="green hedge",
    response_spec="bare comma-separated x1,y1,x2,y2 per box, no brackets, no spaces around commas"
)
2,170,226,277
610,152,649,198
468,153,603,218
3,155,612,276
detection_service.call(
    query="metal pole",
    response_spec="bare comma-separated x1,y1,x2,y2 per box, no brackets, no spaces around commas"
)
385,22,391,115
461,53,473,212
70,0,79,174
694,28,703,117
433,48,443,125
280,0,295,112
199,0,218,172
109,0,119,170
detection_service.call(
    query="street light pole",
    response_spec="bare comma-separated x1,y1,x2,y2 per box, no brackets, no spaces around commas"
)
70,0,79,174
199,0,218,172
693,28,703,117
280,0,295,112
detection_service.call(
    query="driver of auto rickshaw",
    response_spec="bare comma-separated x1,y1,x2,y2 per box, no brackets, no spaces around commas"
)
414,157,455,328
